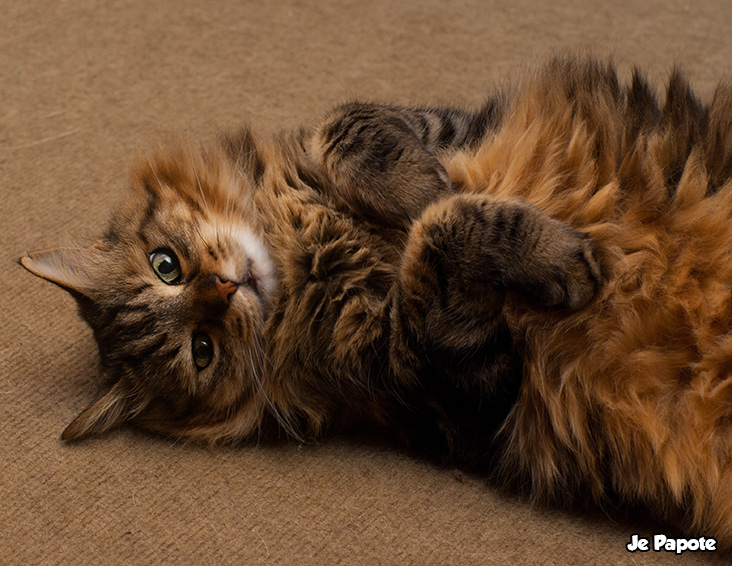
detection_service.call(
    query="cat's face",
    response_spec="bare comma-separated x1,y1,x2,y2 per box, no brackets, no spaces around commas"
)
22,141,278,442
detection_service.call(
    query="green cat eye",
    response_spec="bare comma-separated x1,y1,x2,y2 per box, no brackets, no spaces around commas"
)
192,332,213,370
150,249,182,284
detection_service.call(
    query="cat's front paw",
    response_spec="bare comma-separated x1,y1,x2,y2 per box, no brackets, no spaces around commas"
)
310,102,452,228
535,227,604,311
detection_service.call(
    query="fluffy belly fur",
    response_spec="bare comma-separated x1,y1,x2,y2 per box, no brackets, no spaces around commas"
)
444,60,732,539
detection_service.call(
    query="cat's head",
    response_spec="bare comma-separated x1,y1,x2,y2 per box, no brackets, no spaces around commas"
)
21,132,279,442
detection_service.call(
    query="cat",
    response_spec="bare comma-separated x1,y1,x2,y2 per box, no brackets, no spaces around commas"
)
20,56,732,546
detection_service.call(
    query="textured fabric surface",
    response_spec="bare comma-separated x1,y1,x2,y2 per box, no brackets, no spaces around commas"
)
3,1,731,564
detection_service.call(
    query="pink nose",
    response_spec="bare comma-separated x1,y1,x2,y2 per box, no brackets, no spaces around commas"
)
215,276,238,304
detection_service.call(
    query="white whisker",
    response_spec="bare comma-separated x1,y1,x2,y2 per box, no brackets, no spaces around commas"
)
147,158,166,190
246,320,303,443
187,143,211,218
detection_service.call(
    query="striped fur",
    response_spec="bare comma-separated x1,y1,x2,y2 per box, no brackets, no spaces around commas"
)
20,56,732,545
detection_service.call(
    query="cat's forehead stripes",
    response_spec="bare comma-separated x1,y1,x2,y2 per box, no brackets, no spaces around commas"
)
133,144,250,215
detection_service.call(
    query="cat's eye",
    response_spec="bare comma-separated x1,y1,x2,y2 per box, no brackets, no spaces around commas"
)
192,332,213,370
150,249,182,284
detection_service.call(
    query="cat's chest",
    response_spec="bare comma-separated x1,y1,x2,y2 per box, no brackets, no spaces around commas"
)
261,205,396,378
255,207,397,419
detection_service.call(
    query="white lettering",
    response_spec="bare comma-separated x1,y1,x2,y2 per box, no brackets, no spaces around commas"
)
641,534,717,554
626,534,649,552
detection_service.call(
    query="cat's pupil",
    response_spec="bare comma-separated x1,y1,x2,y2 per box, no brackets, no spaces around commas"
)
158,258,174,273
150,249,182,284
192,332,213,370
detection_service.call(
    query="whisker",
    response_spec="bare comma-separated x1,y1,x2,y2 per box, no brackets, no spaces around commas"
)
147,158,166,190
188,142,211,217
225,169,234,236
191,219,209,250
246,320,303,442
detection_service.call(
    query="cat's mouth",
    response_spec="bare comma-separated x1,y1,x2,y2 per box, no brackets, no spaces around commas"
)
245,268,259,296
241,258,271,302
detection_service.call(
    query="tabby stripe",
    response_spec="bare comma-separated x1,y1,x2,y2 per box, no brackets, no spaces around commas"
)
334,123,373,161
507,208,526,244
390,144,405,164
406,111,431,144
156,343,182,364
465,111,488,146
130,283,152,295
106,302,152,325
424,112,444,148
465,99,504,147
109,317,158,343
322,108,379,158
431,247,453,313
521,219,541,255
282,169,299,191
136,182,165,246
295,162,322,191
405,108,480,150
180,192,203,214
446,110,474,146
393,297,424,357
435,113,456,147
490,207,507,246
132,333,169,359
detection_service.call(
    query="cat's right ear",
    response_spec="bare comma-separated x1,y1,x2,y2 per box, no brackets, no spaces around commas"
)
61,379,149,442
19,246,103,298
220,126,265,186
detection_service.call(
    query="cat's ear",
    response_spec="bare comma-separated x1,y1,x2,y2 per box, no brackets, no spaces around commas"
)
61,380,148,442
220,126,265,185
19,246,104,298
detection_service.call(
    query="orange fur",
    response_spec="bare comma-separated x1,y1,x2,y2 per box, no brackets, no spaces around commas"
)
443,59,732,539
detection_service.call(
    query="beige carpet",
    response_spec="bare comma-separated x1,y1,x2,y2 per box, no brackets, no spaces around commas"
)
3,1,731,563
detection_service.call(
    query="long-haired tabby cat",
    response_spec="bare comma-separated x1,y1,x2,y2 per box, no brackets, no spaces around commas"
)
21,56,732,545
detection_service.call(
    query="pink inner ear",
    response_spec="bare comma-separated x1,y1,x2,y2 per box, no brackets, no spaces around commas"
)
20,247,99,297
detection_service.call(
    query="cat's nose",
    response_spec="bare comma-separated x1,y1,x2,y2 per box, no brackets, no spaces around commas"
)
214,275,238,304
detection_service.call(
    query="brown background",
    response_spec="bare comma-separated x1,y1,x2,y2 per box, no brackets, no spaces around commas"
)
3,1,732,564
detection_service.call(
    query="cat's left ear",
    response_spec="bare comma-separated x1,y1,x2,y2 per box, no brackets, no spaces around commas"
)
61,379,149,442
19,246,104,298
